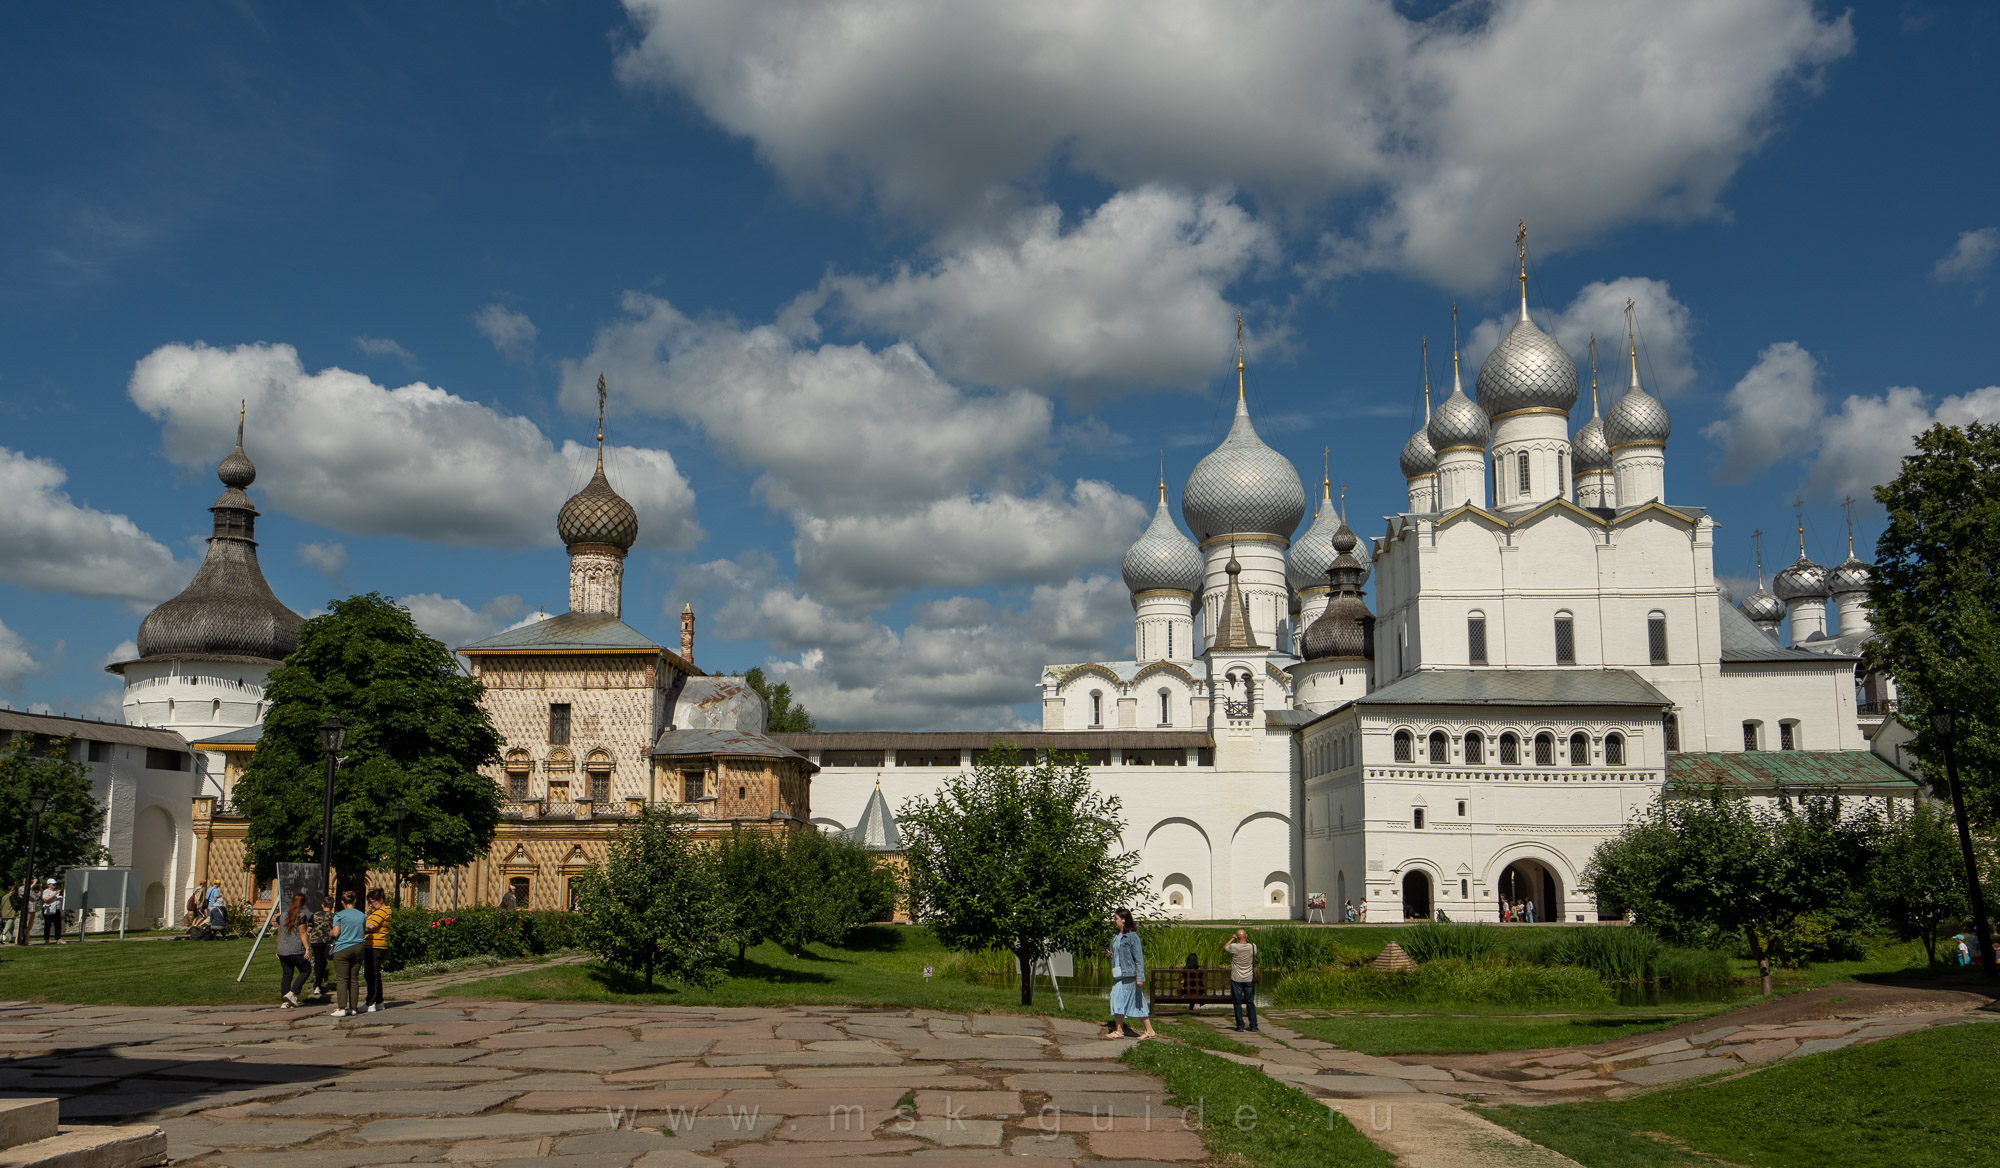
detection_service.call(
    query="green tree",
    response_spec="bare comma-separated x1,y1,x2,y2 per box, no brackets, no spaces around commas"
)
233,593,503,895
897,746,1150,1005
1586,790,1875,994
572,805,732,989
743,667,816,733
0,735,108,891
1870,800,1970,966
1866,421,2000,827
715,826,898,964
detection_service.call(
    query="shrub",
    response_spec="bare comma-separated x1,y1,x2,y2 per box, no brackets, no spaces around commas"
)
1273,958,1612,1009
1400,920,1502,964
1651,945,1734,986
381,906,586,971
1538,926,1662,981
1256,924,1336,972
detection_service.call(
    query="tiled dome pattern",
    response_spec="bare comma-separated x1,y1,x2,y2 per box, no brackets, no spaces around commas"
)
558,466,639,550
1476,318,1579,418
1181,400,1306,540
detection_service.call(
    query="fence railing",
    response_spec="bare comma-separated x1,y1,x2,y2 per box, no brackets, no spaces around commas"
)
1857,699,1899,717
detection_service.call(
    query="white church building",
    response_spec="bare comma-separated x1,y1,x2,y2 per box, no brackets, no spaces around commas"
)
800,245,1915,922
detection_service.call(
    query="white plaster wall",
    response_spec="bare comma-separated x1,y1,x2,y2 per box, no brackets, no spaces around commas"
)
122,660,272,737
1196,536,1291,652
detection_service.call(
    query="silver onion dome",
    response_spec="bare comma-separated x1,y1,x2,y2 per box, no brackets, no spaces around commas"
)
1400,425,1437,478
1428,380,1489,452
1740,586,1787,626
1476,314,1579,419
1606,382,1672,448
1827,554,1871,595
1291,490,1372,592
1181,395,1306,541
1772,553,1828,601
557,461,639,550
1122,489,1203,596
1573,414,1611,473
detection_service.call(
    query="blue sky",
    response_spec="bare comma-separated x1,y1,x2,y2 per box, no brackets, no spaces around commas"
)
3,2,1996,728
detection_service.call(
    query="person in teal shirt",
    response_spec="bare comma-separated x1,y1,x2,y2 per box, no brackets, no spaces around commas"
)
329,890,367,1017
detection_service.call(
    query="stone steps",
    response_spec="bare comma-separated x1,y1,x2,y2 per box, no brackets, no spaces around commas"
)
0,1099,164,1168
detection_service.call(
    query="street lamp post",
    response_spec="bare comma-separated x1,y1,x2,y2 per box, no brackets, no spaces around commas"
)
392,802,408,909
16,788,47,947
1930,709,1996,980
319,715,346,906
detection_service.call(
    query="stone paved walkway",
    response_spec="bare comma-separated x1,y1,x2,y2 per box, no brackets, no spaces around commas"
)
0,999,1210,1167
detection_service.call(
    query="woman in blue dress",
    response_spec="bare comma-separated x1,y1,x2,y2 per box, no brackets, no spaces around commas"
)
1103,908,1157,1041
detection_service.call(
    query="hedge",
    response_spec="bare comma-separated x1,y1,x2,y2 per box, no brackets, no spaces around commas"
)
383,906,585,971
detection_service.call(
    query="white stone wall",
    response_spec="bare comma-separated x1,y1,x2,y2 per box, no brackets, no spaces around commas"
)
1490,411,1573,512
1043,663,1203,731
1132,590,1195,664
121,659,272,744
1195,536,1292,652
472,653,680,804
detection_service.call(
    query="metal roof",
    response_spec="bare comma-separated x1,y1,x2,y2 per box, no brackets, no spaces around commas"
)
1358,668,1671,708
1716,600,1850,663
1667,750,1915,791
652,727,813,766
187,723,265,749
460,611,663,654
848,785,902,851
772,730,1213,751
0,709,187,751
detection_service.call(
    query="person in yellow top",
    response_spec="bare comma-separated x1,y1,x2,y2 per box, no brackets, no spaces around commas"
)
361,889,392,1013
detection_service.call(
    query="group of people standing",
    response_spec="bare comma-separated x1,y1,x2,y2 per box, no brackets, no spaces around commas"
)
4,879,65,943
272,888,392,1016
1501,899,1537,923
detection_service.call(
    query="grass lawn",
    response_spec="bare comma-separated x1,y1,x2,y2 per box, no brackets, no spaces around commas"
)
1481,1021,2000,1168
0,936,305,1006
1122,1039,1393,1168
1151,1016,1261,1055
1277,1009,1715,1056
449,927,1110,1022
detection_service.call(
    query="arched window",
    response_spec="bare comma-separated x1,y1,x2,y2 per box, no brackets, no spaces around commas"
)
1517,451,1531,494
1534,732,1555,766
1158,689,1171,726
1464,731,1484,765
1557,451,1566,488
1648,612,1668,665
1413,807,1426,829
1166,624,1174,658
1779,720,1798,751
1604,733,1625,766
1090,691,1103,727
1743,721,1761,751
1467,612,1488,665
1554,612,1576,665
1394,730,1414,762
1569,732,1590,766
1663,712,1680,752
1428,731,1450,764
1499,732,1520,765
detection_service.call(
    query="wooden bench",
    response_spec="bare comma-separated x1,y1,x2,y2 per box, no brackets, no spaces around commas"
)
1147,966,1253,1012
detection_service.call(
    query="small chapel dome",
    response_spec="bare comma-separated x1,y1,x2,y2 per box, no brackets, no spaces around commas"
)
1123,487,1203,596
1427,384,1490,453
557,464,639,550
1572,414,1612,473
1605,383,1672,448
1399,426,1437,478
1773,553,1829,601
1827,554,1871,595
1740,587,1787,625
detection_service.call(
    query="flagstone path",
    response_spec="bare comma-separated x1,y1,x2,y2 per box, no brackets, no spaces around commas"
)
0,998,1209,1167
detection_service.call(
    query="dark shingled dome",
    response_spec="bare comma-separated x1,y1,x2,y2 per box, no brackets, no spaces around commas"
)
557,464,639,550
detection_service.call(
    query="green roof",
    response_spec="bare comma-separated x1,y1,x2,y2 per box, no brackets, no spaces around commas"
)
1359,668,1671,708
1667,750,1915,791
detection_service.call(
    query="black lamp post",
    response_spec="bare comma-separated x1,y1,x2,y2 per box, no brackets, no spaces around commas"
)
16,788,47,947
392,802,408,909
1929,708,1996,980
319,715,346,904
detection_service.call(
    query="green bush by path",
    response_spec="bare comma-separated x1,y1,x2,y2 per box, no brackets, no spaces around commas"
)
383,907,581,971
1274,959,1612,1009
1400,921,1502,963
1121,1039,1393,1168
1481,1021,2000,1168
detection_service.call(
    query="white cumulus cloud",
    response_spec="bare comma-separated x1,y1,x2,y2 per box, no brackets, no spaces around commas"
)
1931,227,1998,285
0,446,186,604
298,541,347,578
129,342,702,550
829,187,1277,396
616,0,1852,287
0,620,41,692
355,336,418,366
401,592,539,650
475,304,539,363
1703,341,2000,500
